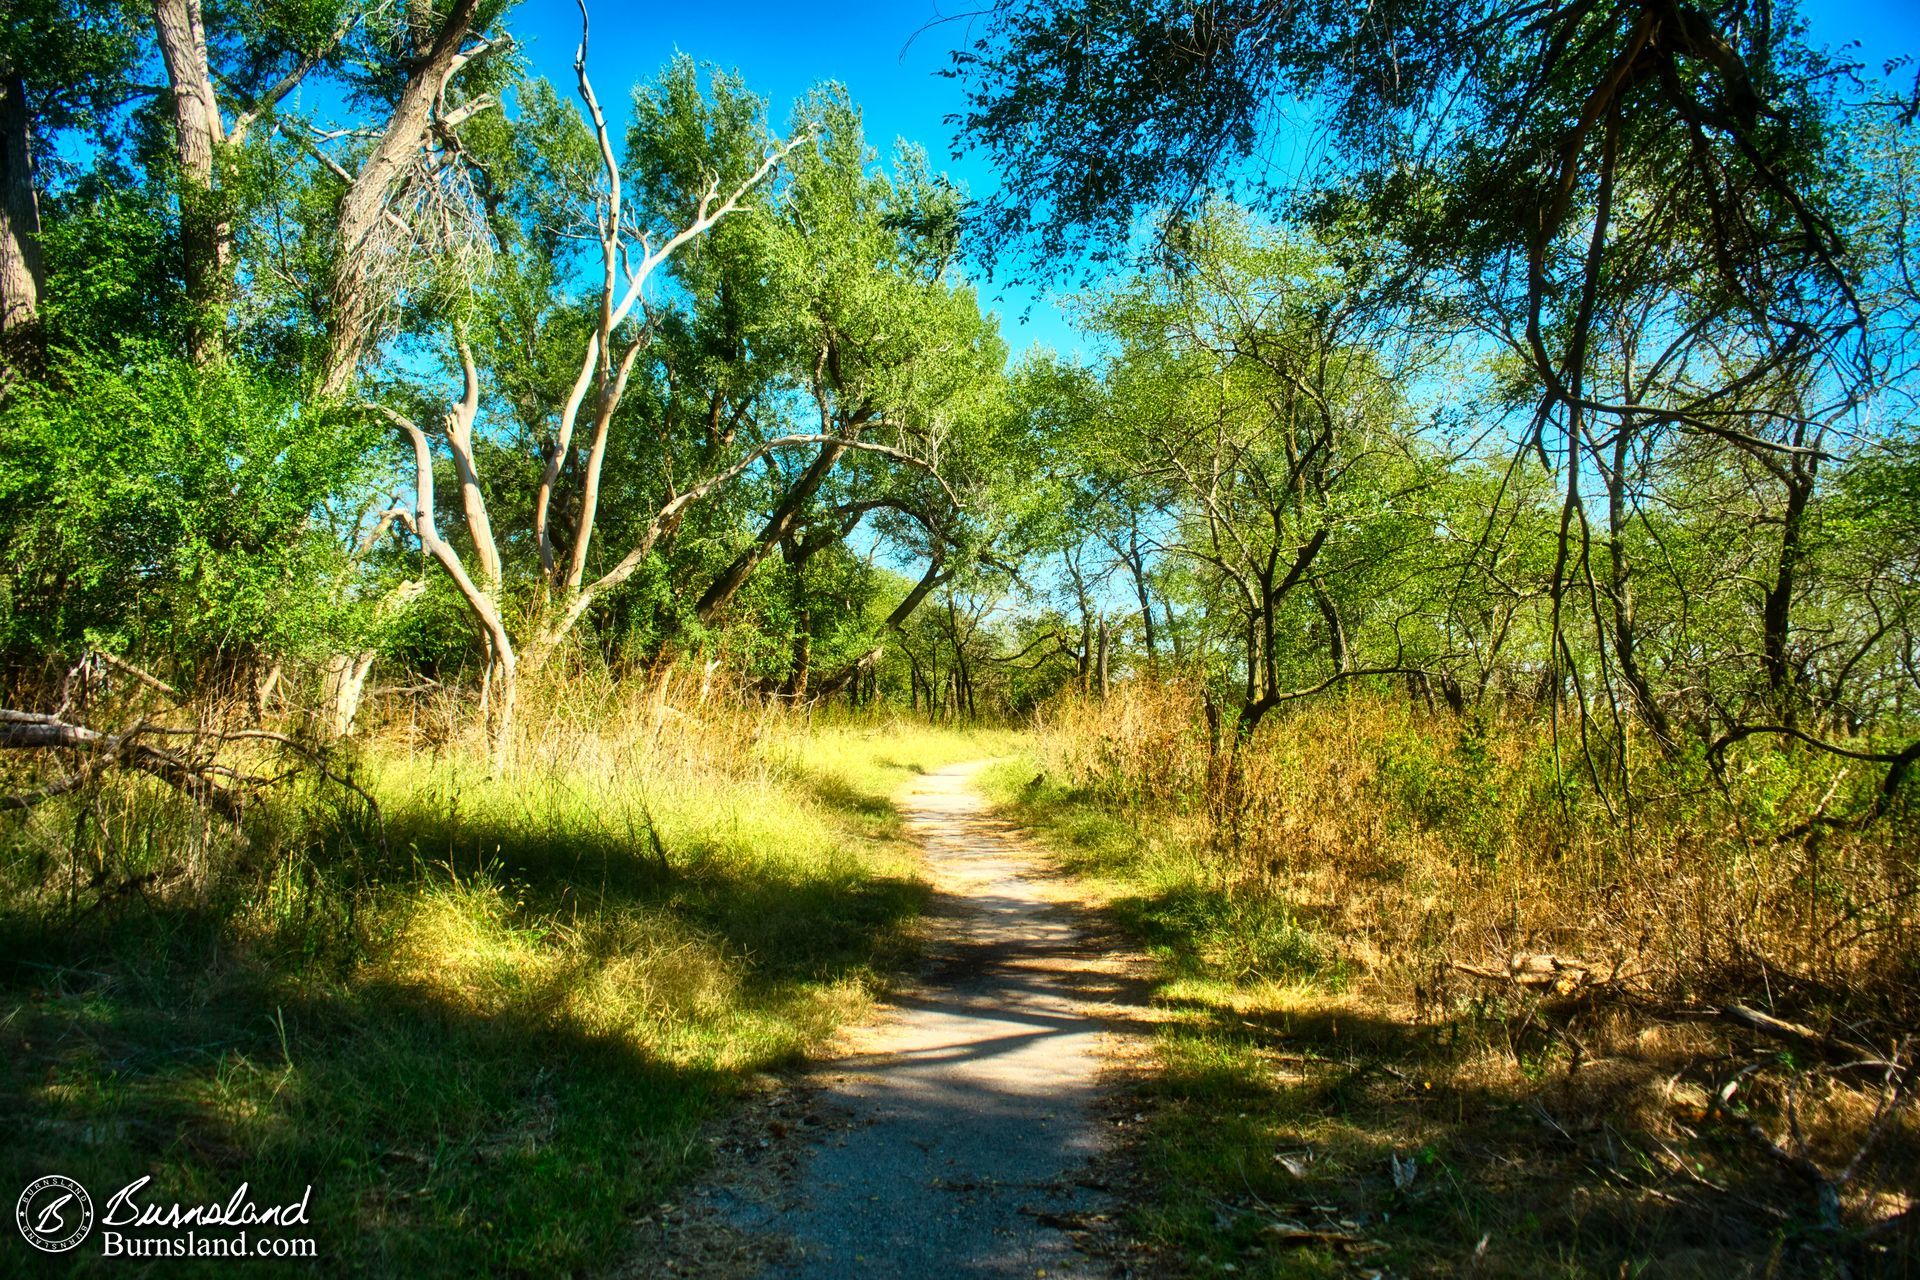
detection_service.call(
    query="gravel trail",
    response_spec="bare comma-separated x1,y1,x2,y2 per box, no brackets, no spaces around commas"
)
672,759,1145,1279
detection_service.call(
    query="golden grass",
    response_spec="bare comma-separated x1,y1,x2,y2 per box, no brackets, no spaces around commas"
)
1031,681,1917,1016
993,680,1918,1277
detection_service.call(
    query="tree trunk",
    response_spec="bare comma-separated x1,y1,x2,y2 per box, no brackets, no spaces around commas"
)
947,595,969,720
317,0,481,397
488,651,516,773
1762,461,1816,712
0,72,42,335
391,406,517,764
1067,554,1092,692
1127,526,1156,661
1243,610,1261,711
786,630,811,700
1601,423,1669,742
1238,526,1328,734
251,659,282,724
1095,617,1111,698
442,337,502,590
886,551,947,633
1311,579,1347,674
320,650,378,738
153,0,230,363
695,438,847,624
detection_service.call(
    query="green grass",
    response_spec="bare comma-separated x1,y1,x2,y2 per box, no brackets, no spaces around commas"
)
980,759,1333,990
982,759,1375,1276
1,714,1008,1275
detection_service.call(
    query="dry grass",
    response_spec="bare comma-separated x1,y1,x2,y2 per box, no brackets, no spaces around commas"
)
992,680,1918,1278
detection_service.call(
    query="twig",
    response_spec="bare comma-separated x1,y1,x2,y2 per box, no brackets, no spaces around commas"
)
91,650,183,702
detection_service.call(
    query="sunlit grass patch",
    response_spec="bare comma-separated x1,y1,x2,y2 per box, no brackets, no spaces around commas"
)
0,680,1006,1276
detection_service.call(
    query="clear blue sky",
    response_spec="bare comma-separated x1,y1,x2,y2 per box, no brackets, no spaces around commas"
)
505,0,1087,359
505,0,1920,367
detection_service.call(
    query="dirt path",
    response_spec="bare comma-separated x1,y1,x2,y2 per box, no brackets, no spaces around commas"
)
636,760,1147,1279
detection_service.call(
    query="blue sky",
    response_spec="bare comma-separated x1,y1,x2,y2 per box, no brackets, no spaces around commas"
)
502,0,1920,366
505,0,1078,354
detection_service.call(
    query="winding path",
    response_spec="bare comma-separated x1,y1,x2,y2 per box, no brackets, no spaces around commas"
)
672,760,1144,1278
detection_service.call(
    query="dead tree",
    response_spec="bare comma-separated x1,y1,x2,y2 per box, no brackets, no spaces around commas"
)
366,7,953,766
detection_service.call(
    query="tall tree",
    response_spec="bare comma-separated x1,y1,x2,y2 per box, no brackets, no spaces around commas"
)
316,0,509,395
148,0,360,362
688,119,995,627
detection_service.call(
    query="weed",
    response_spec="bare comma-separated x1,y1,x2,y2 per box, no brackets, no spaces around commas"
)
992,682,1919,1278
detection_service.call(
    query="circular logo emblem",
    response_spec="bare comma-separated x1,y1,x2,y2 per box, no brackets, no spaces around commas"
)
15,1176,93,1253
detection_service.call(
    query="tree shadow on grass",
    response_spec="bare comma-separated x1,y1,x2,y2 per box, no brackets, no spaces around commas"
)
1109,880,1331,987
791,768,905,837
360,799,929,980
0,801,927,1277
994,781,1919,1276
1130,959,1917,1278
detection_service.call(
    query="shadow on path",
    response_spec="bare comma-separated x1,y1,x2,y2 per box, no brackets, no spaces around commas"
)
660,760,1151,1280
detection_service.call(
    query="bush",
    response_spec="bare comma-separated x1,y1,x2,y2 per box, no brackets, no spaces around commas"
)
0,350,383,680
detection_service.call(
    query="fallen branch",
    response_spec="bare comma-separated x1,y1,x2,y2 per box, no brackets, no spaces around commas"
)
1,711,247,822
1,711,383,843
1202,1195,1382,1253
91,650,184,702
1449,952,1596,990
1719,1003,1887,1067
1259,1221,1382,1251
0,770,92,811
1718,1038,1912,1232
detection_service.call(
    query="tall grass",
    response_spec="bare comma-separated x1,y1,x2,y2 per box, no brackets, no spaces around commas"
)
992,680,1918,1277
0,667,1008,1275
1026,681,1917,1017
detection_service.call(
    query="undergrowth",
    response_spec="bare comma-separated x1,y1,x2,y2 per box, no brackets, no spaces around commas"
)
988,682,1918,1279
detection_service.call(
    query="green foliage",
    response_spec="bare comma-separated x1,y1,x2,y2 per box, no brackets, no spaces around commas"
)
35,182,186,358
0,352,380,673
0,0,140,138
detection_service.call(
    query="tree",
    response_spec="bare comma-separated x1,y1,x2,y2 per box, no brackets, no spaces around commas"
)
147,0,365,363
0,352,380,682
0,0,137,343
311,0,513,394
368,35,805,759
958,0,1917,790
1080,207,1442,732
366,33,1006,759
687,120,1000,632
